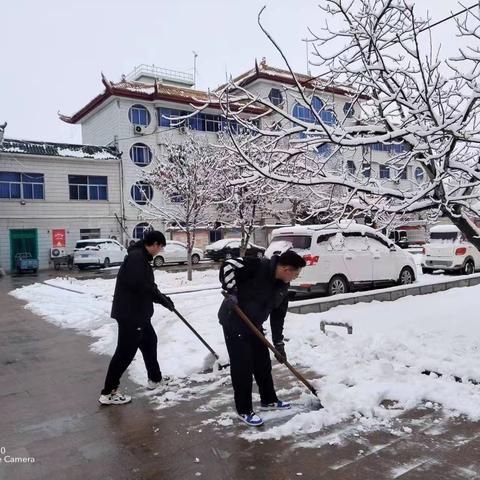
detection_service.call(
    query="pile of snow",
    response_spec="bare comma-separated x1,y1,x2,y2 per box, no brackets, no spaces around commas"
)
10,267,480,445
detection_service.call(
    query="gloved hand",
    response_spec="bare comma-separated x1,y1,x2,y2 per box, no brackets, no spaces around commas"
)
274,341,287,363
159,293,175,311
223,293,238,311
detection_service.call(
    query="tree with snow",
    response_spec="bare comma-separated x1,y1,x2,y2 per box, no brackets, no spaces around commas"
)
216,0,480,248
138,132,225,280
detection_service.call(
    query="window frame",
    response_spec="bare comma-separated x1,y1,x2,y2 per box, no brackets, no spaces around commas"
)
128,104,151,126
0,171,44,200
68,175,108,201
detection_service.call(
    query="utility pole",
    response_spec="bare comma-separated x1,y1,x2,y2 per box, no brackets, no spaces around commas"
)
192,51,198,87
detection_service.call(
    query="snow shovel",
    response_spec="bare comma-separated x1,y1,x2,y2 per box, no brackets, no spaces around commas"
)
172,308,230,371
222,293,323,409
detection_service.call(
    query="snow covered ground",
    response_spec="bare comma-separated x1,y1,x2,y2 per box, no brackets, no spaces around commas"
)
10,264,480,446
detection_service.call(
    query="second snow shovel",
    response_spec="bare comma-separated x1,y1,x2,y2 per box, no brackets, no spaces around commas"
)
223,293,324,409
172,308,230,371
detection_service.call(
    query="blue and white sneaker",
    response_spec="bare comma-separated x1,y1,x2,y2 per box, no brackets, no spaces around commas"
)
259,400,291,411
238,412,264,427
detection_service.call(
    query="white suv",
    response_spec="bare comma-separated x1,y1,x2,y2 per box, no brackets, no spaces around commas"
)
422,224,480,275
265,223,417,296
74,239,127,270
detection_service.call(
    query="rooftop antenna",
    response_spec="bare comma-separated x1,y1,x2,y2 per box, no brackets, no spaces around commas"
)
304,31,311,76
193,51,198,87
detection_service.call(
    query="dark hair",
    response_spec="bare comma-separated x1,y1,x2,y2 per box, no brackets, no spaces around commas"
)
277,250,306,269
143,230,166,247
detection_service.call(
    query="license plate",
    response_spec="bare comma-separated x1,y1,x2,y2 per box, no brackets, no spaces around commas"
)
81,254,89,258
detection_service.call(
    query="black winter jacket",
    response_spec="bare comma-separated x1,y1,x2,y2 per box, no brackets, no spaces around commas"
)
111,241,171,324
218,255,288,343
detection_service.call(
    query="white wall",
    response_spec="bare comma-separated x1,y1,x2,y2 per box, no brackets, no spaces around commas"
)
0,153,122,271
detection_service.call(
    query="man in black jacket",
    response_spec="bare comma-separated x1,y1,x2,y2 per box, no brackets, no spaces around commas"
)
99,231,175,405
218,250,306,426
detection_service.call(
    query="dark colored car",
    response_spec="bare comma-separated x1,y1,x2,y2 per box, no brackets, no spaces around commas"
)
204,238,265,261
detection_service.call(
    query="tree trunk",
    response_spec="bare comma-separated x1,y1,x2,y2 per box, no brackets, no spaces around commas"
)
443,207,480,251
186,229,193,281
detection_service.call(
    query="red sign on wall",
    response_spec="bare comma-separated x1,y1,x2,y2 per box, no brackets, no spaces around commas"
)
52,229,66,247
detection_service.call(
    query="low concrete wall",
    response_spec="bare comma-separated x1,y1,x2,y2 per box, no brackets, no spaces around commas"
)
288,274,480,314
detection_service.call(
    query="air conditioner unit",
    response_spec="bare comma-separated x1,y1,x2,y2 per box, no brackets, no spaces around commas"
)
50,247,66,258
133,124,146,135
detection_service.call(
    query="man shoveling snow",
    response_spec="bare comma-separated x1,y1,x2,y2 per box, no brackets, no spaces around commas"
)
99,231,175,405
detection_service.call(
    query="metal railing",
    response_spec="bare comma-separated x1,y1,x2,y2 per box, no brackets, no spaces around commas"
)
126,64,194,84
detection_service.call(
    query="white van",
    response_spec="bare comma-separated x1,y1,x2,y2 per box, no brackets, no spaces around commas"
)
422,225,480,275
73,239,127,270
265,223,417,296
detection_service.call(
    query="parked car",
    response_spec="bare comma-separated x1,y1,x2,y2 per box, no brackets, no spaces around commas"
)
265,223,417,296
422,224,480,275
153,241,203,267
73,239,127,269
204,238,265,261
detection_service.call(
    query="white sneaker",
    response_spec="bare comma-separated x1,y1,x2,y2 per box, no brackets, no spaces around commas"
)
147,376,172,390
98,391,132,405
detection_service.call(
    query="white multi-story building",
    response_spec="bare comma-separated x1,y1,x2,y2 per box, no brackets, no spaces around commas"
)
60,60,425,246
0,138,122,272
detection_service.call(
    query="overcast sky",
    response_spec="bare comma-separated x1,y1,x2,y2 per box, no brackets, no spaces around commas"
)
0,0,473,144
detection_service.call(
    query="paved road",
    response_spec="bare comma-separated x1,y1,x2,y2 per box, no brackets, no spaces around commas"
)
2,274,480,479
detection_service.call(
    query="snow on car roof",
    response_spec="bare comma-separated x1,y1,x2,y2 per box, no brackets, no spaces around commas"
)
429,224,460,233
205,238,241,249
271,222,378,237
76,238,116,243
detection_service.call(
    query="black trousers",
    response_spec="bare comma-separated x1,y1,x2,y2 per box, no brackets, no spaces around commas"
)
101,318,162,395
223,328,278,415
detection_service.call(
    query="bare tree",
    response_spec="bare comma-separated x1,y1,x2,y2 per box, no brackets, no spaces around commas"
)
215,0,480,248
137,132,224,280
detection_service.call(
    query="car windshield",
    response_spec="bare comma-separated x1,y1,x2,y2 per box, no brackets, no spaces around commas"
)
271,235,312,249
429,231,458,244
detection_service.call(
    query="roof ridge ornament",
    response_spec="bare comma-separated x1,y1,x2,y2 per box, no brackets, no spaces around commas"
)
101,72,113,92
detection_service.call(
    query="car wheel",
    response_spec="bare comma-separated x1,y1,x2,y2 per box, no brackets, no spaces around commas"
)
328,275,349,296
153,256,165,268
422,267,434,275
256,251,264,258
398,267,414,285
225,252,233,260
103,257,111,268
191,254,200,265
463,260,474,275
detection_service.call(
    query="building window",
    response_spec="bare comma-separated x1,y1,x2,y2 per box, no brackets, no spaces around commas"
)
268,88,283,107
133,222,152,240
361,163,371,178
68,175,108,200
372,143,405,154
415,167,425,184
130,143,152,167
292,97,336,126
80,228,101,240
157,107,258,134
128,104,150,126
343,102,355,118
0,172,44,199
379,165,390,179
131,182,153,205
347,160,356,175
316,144,331,157
170,192,185,203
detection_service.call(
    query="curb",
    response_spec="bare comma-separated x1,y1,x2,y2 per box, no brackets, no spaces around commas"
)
288,273,480,314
